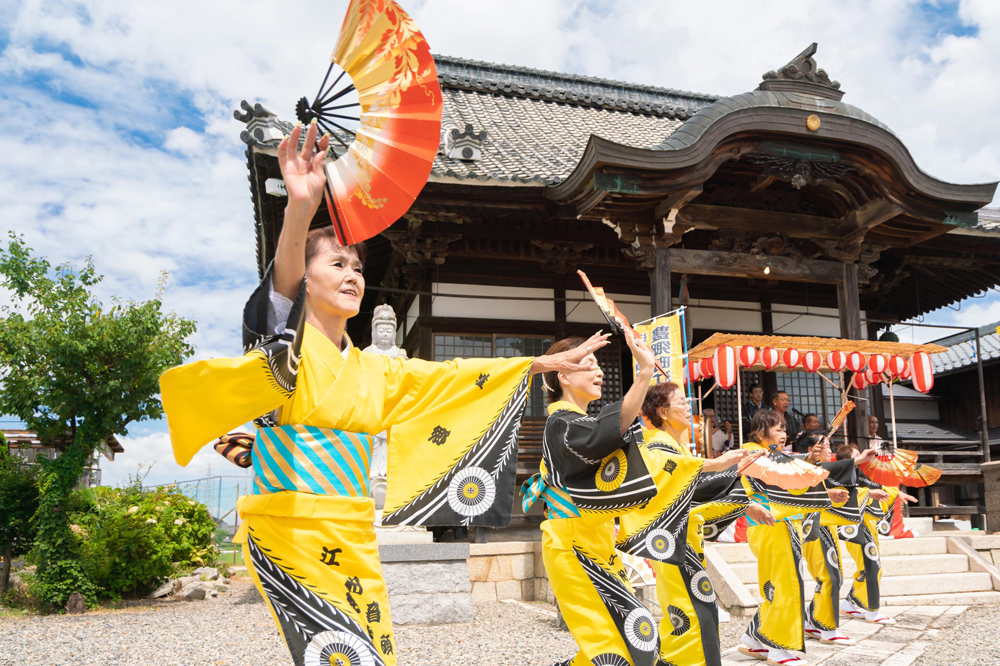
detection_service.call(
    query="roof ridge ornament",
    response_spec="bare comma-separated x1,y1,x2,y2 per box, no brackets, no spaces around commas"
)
446,123,487,161
758,43,844,101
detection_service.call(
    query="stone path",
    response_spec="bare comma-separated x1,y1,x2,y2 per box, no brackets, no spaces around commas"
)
721,605,967,666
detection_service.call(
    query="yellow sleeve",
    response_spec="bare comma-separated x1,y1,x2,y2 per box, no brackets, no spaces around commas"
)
381,356,533,528
159,351,291,466
617,447,704,560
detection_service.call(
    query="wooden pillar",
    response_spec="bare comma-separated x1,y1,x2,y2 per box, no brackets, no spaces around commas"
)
760,291,778,402
418,266,433,361
650,246,671,317
868,324,887,446
837,262,869,447
554,278,567,340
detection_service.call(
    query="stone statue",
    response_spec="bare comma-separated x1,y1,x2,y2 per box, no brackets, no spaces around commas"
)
362,305,407,514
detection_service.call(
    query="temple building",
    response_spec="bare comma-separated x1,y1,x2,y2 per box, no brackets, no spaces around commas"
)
236,44,999,527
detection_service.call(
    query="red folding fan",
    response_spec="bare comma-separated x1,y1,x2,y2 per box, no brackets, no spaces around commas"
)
295,0,442,245
899,463,942,488
860,447,919,486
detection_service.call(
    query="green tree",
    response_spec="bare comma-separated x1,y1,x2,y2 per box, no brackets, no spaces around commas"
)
0,434,41,602
0,234,196,609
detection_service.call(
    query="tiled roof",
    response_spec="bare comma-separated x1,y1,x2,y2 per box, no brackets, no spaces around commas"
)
930,321,1000,374
976,206,1000,234
431,55,719,185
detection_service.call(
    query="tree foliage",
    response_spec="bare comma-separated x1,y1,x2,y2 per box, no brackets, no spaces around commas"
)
0,233,196,609
0,436,41,603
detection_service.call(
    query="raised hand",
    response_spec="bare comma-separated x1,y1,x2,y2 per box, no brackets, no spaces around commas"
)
530,332,610,375
623,328,656,375
277,120,331,213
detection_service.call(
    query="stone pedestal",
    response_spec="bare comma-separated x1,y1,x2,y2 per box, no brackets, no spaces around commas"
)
380,542,471,625
982,461,1000,533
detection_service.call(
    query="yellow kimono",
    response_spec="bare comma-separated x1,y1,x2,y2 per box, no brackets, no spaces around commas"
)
160,272,533,666
800,462,863,635
522,400,659,666
740,442,836,654
618,429,748,666
838,476,899,613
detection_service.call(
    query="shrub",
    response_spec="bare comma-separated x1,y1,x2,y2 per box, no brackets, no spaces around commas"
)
65,478,217,600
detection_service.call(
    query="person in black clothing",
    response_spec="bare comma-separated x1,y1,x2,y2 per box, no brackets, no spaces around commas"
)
742,383,766,435
770,391,800,450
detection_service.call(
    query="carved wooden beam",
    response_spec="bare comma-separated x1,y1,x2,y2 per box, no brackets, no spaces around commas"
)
677,204,837,239
838,198,902,240
652,186,703,221
668,248,843,283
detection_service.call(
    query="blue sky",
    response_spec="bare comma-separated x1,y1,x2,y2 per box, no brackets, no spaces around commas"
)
1,0,998,486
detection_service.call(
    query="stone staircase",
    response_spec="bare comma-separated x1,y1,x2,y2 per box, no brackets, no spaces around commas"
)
708,535,1000,608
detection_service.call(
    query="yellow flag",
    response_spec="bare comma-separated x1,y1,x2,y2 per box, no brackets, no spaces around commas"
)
633,314,684,386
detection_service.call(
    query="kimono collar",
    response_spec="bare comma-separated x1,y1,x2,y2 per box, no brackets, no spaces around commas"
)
547,400,587,415
304,323,354,376
643,428,681,448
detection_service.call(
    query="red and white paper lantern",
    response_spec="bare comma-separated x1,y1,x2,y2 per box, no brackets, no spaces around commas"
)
700,357,715,378
827,350,847,372
760,347,780,370
713,344,739,389
864,367,883,386
898,359,912,380
846,351,867,373
887,355,907,379
686,363,702,383
852,372,869,390
868,354,888,375
802,350,822,373
738,345,759,368
910,352,935,393
782,348,801,369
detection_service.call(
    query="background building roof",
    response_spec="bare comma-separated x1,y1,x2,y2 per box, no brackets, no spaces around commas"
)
931,321,1000,374
430,55,719,185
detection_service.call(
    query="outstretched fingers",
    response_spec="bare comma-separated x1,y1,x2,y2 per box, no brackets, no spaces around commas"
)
300,120,318,161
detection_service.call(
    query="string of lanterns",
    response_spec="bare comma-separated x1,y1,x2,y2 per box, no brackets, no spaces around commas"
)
687,344,935,393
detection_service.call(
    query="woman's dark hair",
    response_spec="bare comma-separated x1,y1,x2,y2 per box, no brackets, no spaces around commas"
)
542,337,586,403
641,382,682,428
836,443,861,461
749,409,784,444
794,429,829,454
304,225,367,268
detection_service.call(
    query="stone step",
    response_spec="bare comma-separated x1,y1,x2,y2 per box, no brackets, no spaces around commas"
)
881,590,1000,605
748,571,993,603
730,553,969,584
709,535,948,564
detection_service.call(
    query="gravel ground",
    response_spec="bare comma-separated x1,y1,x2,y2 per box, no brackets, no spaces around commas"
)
912,604,1000,666
0,579,576,666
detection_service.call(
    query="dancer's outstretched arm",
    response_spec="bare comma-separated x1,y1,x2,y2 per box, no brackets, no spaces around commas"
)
273,121,331,300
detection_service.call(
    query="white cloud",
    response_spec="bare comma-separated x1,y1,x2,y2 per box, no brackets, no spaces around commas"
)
1,0,998,484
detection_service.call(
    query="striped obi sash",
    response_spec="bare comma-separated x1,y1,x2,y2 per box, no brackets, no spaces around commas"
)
520,472,582,519
252,425,372,497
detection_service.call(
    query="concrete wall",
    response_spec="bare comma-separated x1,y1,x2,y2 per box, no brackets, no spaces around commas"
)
466,541,553,604
380,542,472,625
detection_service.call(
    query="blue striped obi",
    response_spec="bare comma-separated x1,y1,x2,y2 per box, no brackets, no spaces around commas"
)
520,470,582,519
745,489,803,527
252,425,372,497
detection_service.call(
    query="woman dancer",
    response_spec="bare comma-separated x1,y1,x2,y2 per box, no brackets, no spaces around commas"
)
521,335,663,666
797,432,876,646
618,382,765,666
737,411,848,666
159,121,608,666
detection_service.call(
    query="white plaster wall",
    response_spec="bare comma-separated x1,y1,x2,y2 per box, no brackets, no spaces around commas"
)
687,300,762,333
565,290,648,326
405,297,419,336
432,283,554,321
770,305,868,338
